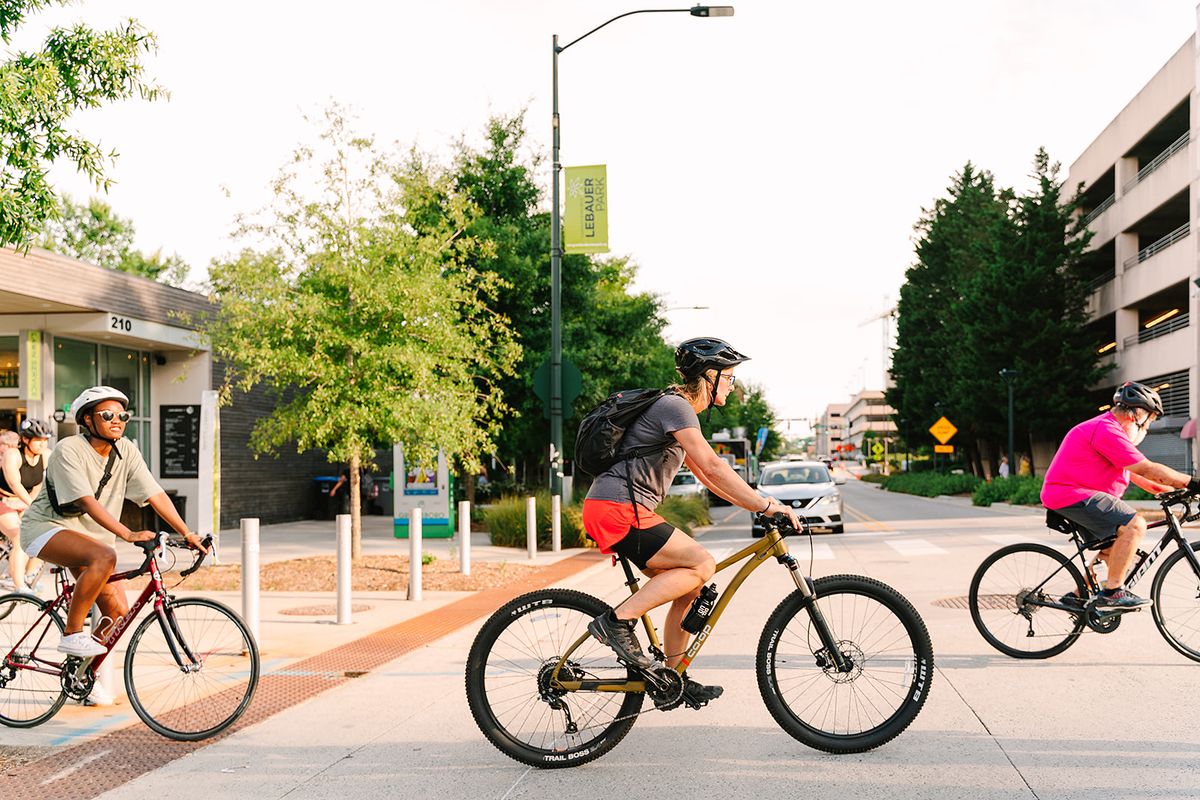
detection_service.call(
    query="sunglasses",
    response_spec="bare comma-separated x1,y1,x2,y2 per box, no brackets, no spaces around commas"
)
97,410,131,423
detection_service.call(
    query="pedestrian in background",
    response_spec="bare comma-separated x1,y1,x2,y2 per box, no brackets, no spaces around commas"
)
998,455,1010,479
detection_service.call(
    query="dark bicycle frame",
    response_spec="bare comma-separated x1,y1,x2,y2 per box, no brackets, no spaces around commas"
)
2,535,211,684
1025,491,1200,613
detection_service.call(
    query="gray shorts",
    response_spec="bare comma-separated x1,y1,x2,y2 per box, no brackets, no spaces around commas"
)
1055,493,1138,547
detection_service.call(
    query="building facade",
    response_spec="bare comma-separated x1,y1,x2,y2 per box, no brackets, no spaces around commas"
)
0,248,380,530
1068,32,1198,470
815,402,849,456
844,390,897,452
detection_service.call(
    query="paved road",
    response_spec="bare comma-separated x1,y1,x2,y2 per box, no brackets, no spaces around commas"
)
38,484,1200,798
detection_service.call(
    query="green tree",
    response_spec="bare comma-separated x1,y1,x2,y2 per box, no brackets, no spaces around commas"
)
404,112,677,486
40,196,188,284
699,383,783,462
0,2,163,249
204,109,520,556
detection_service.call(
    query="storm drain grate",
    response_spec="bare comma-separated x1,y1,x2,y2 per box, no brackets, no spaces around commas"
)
933,594,1014,610
4,550,605,799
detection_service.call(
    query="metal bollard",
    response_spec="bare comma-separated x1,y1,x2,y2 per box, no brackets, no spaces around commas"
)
551,494,561,552
408,508,423,602
241,518,261,644
458,500,471,576
526,496,537,560
336,514,352,624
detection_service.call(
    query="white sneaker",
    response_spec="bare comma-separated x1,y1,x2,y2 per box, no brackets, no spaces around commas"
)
57,632,107,658
84,680,115,707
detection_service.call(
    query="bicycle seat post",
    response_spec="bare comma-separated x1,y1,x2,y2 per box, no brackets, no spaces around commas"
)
614,555,640,593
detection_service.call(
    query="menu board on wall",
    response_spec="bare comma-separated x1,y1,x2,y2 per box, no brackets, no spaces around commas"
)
160,405,200,478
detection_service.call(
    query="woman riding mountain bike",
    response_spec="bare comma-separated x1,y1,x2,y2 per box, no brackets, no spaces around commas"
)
582,337,802,704
0,419,50,592
19,386,207,666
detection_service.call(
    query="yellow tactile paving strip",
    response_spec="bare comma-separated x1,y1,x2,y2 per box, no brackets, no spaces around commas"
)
4,550,604,798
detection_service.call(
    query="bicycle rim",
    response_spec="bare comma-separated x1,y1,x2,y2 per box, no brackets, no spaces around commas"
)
758,575,933,753
0,594,66,727
125,597,259,741
1151,545,1200,662
466,589,643,768
970,543,1085,659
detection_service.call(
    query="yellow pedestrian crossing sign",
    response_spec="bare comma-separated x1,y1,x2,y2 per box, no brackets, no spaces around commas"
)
929,416,957,445
871,441,885,458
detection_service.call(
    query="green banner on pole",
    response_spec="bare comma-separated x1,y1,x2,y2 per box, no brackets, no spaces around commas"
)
564,164,609,254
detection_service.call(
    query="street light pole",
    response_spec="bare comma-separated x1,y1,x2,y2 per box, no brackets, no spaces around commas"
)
999,368,1020,477
549,6,733,496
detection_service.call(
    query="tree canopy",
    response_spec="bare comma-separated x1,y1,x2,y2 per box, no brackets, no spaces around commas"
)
0,1,162,249
40,196,188,284
888,150,1108,474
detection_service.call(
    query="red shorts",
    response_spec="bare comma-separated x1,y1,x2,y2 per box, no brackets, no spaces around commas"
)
582,499,668,553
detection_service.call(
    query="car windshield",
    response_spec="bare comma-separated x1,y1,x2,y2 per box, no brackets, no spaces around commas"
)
759,466,832,486
673,473,697,485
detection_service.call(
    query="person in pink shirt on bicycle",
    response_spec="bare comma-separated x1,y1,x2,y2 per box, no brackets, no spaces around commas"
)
1041,381,1200,608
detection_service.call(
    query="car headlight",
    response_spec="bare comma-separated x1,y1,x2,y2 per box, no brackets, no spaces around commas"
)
814,494,840,507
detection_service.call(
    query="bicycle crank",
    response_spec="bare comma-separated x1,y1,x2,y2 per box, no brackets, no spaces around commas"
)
60,656,95,702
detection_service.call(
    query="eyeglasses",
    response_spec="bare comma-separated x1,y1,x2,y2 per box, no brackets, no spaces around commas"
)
721,374,737,386
97,410,131,423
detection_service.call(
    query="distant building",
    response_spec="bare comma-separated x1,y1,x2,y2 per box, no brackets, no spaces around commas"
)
845,390,896,453
815,402,848,455
1068,34,1195,470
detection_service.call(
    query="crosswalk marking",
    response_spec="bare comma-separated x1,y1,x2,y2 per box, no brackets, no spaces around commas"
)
886,538,948,556
790,542,835,560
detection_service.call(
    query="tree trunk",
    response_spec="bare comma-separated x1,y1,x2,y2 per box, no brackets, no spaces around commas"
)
350,451,362,560
464,471,476,505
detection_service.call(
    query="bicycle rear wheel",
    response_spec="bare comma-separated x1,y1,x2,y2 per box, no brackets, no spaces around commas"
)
969,543,1086,659
0,594,66,726
757,575,933,754
465,589,644,768
124,597,259,741
1151,542,1200,662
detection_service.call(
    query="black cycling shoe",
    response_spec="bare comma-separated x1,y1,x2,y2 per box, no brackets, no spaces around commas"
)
681,674,724,708
1058,591,1085,608
588,611,656,670
1092,588,1152,609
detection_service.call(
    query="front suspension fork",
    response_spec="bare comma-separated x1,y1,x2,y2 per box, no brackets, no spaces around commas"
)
779,553,851,673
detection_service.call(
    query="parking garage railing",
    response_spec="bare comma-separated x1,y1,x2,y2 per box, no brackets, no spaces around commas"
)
1123,131,1190,193
1123,223,1190,269
1082,193,1116,226
1123,311,1190,349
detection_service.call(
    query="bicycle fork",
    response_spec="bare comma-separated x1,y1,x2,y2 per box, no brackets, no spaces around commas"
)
155,603,202,673
778,553,852,674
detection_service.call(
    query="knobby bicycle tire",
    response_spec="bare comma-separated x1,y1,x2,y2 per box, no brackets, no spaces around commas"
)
124,597,259,741
465,589,644,768
970,542,1086,659
756,574,933,754
1151,541,1200,662
0,593,66,727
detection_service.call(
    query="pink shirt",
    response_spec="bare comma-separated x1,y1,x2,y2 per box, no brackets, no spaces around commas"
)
1041,412,1145,509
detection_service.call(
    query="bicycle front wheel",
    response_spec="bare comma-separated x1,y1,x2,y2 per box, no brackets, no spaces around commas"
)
969,543,1086,659
757,575,934,754
465,589,644,768
1151,542,1200,662
0,594,66,727
125,597,259,741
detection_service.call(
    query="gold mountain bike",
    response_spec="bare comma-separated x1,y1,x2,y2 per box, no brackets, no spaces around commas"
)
465,513,933,768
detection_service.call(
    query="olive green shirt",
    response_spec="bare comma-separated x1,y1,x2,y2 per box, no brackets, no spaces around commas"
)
20,435,162,551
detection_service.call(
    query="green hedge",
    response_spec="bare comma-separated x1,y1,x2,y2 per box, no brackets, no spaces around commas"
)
1123,485,1155,501
972,475,1043,506
860,473,887,484
485,492,588,549
656,495,712,534
881,472,981,497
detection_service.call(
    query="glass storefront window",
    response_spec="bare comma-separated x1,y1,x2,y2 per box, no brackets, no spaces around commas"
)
54,338,97,413
0,336,17,389
101,346,140,413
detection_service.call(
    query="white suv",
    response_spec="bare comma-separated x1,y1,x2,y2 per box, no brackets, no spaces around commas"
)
751,460,845,535
667,469,708,502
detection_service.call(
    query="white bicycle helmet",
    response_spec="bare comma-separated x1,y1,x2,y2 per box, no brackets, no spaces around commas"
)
70,386,129,425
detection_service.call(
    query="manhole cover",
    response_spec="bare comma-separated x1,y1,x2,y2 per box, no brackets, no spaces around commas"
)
280,603,374,616
932,594,1014,610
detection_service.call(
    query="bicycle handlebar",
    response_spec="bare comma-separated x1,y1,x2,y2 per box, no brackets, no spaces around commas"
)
134,532,214,578
1155,488,1200,523
753,512,809,536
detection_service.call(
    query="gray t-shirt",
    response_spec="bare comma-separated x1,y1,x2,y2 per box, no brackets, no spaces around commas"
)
21,435,163,550
586,393,700,510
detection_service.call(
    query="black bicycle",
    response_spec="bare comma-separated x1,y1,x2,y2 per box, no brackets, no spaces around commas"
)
969,488,1200,660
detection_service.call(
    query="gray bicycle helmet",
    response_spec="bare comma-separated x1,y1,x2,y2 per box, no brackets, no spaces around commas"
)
675,337,750,380
18,418,51,439
1112,381,1164,416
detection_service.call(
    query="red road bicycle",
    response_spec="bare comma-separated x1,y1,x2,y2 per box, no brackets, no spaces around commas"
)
0,533,259,740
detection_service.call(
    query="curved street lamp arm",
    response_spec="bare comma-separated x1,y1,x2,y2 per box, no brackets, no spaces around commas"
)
558,8,692,53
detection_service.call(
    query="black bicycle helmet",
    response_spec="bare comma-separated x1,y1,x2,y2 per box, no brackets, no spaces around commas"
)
18,418,51,439
1112,381,1164,416
675,337,750,380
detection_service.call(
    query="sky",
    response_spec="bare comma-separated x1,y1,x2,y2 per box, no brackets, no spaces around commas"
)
15,1,1200,434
